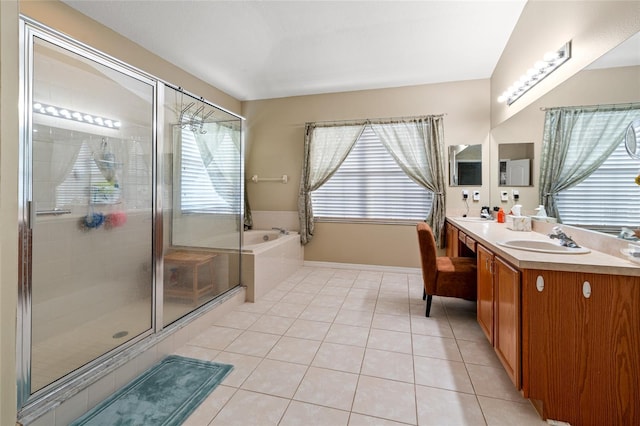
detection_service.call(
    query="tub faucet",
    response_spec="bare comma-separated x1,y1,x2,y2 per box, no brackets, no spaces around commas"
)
549,226,580,248
272,227,289,235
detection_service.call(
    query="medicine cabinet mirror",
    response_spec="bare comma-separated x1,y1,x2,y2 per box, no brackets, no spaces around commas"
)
498,143,534,186
449,144,482,186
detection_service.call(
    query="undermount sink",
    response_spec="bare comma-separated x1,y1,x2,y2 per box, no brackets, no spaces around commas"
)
497,239,591,254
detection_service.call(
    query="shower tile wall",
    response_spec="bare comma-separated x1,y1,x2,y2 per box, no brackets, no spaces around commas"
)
31,212,152,390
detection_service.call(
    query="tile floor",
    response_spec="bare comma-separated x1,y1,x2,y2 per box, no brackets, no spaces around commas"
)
177,266,546,426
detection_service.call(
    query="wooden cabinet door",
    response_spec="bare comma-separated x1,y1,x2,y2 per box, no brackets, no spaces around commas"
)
494,257,521,389
476,244,494,343
445,223,459,257
523,270,640,425
523,269,582,421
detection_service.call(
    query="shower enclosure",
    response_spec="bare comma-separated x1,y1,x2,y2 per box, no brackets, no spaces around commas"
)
17,19,244,415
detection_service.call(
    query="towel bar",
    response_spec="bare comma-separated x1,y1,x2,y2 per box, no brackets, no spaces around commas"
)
249,174,288,184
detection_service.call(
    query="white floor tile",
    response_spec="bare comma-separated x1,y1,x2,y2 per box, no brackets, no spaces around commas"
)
312,342,365,373
240,358,307,398
210,389,289,425
280,401,350,426
413,355,474,393
267,336,321,365
415,384,485,425
294,366,359,411
352,375,417,425
360,348,414,383
162,266,549,426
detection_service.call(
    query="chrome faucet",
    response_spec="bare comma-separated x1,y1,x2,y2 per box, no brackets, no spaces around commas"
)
549,226,580,248
480,207,492,220
272,227,289,235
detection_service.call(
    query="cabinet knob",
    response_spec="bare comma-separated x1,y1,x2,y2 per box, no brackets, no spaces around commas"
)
583,281,591,298
536,275,544,292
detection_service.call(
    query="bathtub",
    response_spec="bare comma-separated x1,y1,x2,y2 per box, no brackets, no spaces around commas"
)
242,229,288,248
241,230,303,302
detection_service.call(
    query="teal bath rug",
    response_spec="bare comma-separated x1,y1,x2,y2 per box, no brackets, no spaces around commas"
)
70,355,233,426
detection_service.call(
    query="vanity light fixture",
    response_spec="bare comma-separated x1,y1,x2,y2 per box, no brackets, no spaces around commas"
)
497,41,571,106
33,102,121,129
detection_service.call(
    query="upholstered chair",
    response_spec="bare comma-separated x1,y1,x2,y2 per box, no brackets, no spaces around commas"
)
416,222,477,317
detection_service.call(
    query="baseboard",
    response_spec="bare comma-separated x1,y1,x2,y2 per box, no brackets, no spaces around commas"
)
303,260,420,275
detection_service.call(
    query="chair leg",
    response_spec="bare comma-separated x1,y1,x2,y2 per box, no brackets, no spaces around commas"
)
425,294,433,317
422,287,426,301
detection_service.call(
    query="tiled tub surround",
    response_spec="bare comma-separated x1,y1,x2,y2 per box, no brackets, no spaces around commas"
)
169,266,543,426
241,231,304,302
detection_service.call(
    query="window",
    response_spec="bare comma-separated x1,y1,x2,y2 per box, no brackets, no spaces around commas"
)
311,126,433,221
57,139,151,209
179,128,240,214
556,139,640,231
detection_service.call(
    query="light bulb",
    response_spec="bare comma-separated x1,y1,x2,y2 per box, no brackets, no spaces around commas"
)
543,51,560,62
534,61,547,70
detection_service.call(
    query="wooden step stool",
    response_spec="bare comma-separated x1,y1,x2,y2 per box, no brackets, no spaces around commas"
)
164,250,217,305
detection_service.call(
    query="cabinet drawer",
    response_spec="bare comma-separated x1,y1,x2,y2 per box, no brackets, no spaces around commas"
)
465,235,477,253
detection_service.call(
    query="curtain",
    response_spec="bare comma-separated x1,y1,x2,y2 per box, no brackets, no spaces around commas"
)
370,116,447,246
49,139,83,208
194,122,241,210
298,122,367,244
539,104,640,221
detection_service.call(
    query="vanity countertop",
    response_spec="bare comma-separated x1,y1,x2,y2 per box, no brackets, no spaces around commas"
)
447,217,640,277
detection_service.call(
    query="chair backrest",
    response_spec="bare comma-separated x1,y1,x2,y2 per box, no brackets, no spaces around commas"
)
416,222,437,292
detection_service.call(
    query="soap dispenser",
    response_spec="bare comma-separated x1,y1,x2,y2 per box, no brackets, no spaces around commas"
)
497,207,506,223
534,205,547,217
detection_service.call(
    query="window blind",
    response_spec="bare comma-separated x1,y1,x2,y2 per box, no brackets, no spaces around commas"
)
556,139,640,230
57,143,110,207
180,128,240,214
311,126,433,221
57,141,152,209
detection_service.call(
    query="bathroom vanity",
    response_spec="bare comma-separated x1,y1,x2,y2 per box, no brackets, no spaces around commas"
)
446,217,640,425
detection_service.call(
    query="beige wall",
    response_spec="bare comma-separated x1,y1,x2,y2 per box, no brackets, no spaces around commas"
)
242,79,491,267
491,0,640,127
0,1,19,423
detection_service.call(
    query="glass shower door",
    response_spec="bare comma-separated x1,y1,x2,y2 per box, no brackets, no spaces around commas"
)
27,34,155,393
161,86,243,326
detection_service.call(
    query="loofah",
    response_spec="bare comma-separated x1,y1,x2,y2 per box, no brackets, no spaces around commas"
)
105,211,127,229
80,212,105,230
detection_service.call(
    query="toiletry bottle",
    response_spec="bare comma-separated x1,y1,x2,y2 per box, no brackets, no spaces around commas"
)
497,207,506,223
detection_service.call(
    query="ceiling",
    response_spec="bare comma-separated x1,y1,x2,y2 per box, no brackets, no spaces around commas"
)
62,1,529,101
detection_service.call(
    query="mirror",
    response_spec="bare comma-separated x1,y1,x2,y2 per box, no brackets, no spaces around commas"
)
498,143,534,186
449,144,482,186
490,31,640,234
